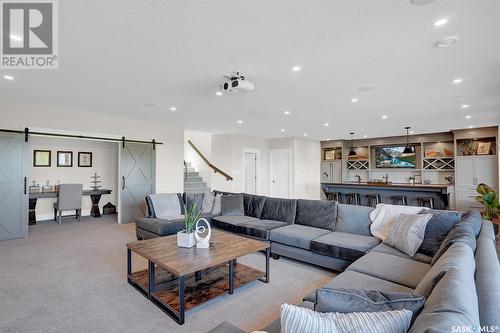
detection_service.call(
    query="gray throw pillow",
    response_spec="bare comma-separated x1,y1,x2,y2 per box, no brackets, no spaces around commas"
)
221,194,244,216
185,193,204,214
417,210,461,257
202,190,215,214
431,222,477,265
384,214,432,257
211,193,222,215
315,288,425,322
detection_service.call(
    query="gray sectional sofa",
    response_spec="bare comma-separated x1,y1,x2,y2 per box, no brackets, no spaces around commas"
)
135,191,500,332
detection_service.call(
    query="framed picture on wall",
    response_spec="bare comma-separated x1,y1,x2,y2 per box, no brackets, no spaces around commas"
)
33,150,51,167
78,152,92,167
57,151,73,167
476,142,491,155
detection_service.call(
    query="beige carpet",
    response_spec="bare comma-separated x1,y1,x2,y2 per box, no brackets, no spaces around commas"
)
0,216,335,333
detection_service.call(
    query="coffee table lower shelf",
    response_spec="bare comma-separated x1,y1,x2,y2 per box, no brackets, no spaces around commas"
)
128,263,265,322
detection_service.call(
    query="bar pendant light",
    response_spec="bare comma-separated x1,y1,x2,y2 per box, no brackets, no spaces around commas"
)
348,132,357,156
403,126,414,154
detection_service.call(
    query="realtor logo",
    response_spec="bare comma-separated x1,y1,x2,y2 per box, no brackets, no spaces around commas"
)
1,0,58,69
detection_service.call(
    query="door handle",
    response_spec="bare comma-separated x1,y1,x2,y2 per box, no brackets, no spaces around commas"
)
24,177,27,195
122,176,126,190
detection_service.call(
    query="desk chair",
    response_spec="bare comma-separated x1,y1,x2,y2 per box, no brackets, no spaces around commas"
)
54,184,83,224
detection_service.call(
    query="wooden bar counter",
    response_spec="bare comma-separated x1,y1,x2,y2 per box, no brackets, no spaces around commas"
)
321,182,452,209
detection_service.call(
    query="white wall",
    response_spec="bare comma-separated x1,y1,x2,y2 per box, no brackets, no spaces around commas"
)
30,137,118,220
3,106,185,223
293,138,321,199
184,130,213,188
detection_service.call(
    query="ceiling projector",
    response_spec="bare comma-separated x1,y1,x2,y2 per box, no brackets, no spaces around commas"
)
220,72,255,94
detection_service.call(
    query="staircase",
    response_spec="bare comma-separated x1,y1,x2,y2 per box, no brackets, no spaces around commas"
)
184,162,210,194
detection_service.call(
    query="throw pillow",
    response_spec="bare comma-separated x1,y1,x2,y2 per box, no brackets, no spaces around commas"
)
211,193,222,215
384,214,433,257
202,191,215,214
280,303,412,333
460,210,483,237
315,288,425,323
431,222,477,265
221,193,244,216
417,210,461,257
184,193,204,214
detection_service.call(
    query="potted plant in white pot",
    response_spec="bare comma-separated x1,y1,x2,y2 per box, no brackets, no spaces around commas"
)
177,203,201,248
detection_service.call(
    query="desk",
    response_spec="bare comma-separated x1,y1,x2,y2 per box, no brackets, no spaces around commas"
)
29,189,112,225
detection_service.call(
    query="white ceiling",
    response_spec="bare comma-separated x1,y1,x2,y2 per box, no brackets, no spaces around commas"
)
2,0,500,141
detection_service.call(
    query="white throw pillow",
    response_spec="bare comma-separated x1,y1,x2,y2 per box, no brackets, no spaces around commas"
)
280,303,412,333
384,213,433,257
202,191,215,214
211,193,222,215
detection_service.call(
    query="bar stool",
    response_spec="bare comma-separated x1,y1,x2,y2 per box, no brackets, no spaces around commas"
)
365,194,382,207
345,193,361,205
417,197,434,209
391,195,407,206
327,192,342,203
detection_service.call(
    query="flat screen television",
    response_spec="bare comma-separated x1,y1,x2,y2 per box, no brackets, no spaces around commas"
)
375,146,416,168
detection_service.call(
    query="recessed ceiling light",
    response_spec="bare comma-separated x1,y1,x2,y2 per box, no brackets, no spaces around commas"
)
303,133,308,137
434,36,458,48
291,66,301,72
170,106,177,111
409,130,414,134
283,110,291,115
237,120,243,124
468,125,474,129
381,115,388,119
461,104,470,109
465,115,472,119
351,98,359,103
326,138,331,141
9,34,22,41
452,78,463,84
324,122,329,127
280,129,286,132
432,18,448,27
363,135,368,138
216,91,223,96
3,75,14,80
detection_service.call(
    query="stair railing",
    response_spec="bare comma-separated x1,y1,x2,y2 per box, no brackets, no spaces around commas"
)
187,140,233,181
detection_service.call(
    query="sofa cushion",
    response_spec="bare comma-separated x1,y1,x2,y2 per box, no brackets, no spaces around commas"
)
315,288,425,322
136,216,184,236
310,232,381,262
415,242,475,298
371,243,432,264
211,215,260,233
431,222,477,265
221,193,244,216
409,267,480,333
269,224,331,250
304,270,414,303
335,204,374,236
242,193,267,218
384,213,432,257
346,252,430,289
236,219,289,240
417,209,461,257
295,199,338,231
260,197,297,224
184,192,204,213
475,237,500,328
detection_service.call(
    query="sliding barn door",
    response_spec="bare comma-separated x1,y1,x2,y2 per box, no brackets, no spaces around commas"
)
0,132,28,240
120,142,155,224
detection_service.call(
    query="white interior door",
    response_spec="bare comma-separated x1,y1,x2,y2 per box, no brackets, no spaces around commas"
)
244,152,257,194
270,150,291,198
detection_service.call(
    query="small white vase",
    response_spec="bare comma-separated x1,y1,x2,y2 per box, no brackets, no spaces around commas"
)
177,230,196,248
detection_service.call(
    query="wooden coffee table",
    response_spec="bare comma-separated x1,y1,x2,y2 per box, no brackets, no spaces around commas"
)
126,229,270,325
